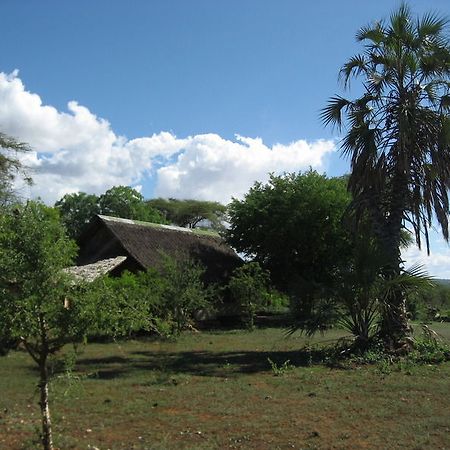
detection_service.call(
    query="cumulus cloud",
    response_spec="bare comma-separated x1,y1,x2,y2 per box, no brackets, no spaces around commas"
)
155,134,335,203
0,70,335,204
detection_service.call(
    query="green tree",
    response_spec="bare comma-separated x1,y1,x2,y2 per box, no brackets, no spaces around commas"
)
0,202,81,449
55,186,167,239
0,132,32,205
147,198,226,230
227,262,271,330
55,192,100,239
227,171,352,298
322,4,450,347
99,185,164,223
0,202,145,450
158,255,212,335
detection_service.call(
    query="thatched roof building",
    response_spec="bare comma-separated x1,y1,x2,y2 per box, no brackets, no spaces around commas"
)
77,215,241,283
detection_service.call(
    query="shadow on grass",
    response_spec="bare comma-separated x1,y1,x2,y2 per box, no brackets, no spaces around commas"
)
76,347,329,380
198,313,294,331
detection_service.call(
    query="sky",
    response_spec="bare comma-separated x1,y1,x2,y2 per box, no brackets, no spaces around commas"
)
1,0,450,277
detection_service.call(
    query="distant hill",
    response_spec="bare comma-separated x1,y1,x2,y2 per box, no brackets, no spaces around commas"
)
435,279,450,286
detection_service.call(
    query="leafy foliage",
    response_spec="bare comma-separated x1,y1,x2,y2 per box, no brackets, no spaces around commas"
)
98,186,163,223
55,186,165,239
227,171,352,295
227,262,271,329
93,269,166,338
54,192,100,240
103,255,212,337
147,198,227,230
158,255,212,335
0,202,79,355
0,202,105,449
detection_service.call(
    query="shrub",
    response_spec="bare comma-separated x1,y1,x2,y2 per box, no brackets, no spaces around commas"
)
227,262,271,329
102,255,213,337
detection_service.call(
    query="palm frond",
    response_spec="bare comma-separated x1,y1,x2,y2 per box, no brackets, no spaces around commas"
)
389,3,413,39
417,11,448,41
339,55,368,86
382,263,435,300
356,22,386,44
440,94,450,111
319,96,351,129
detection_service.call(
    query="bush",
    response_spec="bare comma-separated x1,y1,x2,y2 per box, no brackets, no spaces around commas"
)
227,262,271,329
102,256,213,337
158,255,213,334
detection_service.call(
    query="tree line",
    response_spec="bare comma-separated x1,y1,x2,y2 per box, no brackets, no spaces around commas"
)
55,188,227,239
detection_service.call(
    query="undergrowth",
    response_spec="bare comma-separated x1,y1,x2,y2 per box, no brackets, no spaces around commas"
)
324,325,450,372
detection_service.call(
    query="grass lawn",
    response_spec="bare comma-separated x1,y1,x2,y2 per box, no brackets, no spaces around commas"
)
0,324,449,449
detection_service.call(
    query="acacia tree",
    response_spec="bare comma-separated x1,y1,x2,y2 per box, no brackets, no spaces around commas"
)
147,198,227,230
322,4,450,347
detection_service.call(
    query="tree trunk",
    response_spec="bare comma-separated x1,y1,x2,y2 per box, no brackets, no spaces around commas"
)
39,353,53,450
38,314,54,450
377,174,411,349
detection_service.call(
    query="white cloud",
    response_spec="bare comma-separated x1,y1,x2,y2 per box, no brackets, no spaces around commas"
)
0,71,335,204
155,134,335,203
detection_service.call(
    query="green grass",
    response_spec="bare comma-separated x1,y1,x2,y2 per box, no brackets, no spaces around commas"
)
1,324,449,449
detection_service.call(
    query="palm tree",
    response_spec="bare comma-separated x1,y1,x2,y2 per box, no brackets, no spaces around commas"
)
321,3,450,348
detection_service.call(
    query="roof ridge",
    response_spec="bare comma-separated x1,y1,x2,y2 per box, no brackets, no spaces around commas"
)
97,214,220,237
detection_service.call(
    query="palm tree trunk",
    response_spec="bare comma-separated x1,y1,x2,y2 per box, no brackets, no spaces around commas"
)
377,175,411,349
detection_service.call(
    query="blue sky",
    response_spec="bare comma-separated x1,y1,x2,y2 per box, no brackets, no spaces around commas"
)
1,0,450,276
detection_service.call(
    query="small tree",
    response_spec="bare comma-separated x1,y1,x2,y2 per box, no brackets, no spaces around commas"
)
158,255,211,335
101,269,169,337
228,262,271,330
0,202,111,450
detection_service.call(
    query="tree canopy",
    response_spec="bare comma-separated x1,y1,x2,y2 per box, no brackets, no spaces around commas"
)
322,3,450,346
55,192,100,240
227,171,352,297
147,198,227,230
98,186,162,222
55,186,165,239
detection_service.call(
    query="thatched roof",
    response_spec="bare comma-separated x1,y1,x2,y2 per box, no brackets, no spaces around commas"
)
77,215,241,283
64,256,127,282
